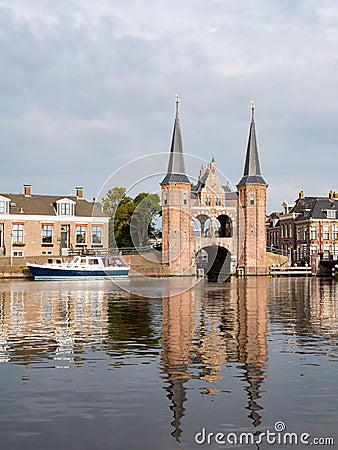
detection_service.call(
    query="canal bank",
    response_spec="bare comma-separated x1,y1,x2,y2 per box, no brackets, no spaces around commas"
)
0,252,291,279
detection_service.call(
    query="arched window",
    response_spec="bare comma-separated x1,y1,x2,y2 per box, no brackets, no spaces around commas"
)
216,215,232,238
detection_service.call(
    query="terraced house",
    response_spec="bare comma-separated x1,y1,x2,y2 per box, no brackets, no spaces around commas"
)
0,185,108,260
267,190,338,264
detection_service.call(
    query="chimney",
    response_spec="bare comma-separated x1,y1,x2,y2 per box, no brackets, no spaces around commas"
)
299,190,304,199
76,187,83,199
329,191,338,200
24,184,31,197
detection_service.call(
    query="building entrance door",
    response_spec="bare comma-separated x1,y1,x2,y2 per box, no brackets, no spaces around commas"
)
61,225,70,249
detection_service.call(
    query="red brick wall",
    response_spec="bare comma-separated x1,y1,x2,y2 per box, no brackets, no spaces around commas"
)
161,183,193,274
238,184,267,275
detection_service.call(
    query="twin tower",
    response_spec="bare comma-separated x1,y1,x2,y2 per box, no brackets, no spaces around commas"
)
160,97,268,278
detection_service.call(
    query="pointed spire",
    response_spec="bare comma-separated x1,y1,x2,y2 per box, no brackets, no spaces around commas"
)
162,94,190,184
238,101,267,186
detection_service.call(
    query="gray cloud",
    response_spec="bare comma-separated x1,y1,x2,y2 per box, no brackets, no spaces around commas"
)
0,0,337,210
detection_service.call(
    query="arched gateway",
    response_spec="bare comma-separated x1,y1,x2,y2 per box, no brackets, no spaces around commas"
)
160,97,268,279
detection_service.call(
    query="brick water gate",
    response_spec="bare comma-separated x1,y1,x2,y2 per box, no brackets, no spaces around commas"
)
161,98,268,279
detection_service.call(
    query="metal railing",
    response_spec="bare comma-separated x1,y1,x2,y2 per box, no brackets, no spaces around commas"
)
66,246,156,257
266,246,290,256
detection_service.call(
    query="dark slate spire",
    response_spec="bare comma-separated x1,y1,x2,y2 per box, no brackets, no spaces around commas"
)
238,102,267,186
162,95,190,184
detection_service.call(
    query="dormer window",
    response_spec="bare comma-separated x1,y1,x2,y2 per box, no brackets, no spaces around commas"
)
326,209,336,219
0,196,10,214
56,198,75,216
61,203,71,215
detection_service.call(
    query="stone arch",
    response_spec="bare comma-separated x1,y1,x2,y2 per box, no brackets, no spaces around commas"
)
196,245,231,282
215,214,232,238
194,214,212,237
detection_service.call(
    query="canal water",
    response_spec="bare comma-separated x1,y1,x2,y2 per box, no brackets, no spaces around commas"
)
0,277,337,449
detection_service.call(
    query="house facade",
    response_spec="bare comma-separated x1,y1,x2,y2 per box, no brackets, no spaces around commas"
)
267,191,338,264
0,185,108,260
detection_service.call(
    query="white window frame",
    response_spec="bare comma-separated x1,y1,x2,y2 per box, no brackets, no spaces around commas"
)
310,225,317,240
323,244,330,258
92,226,102,245
323,225,330,240
0,196,9,214
250,194,255,205
310,245,318,255
326,210,336,219
76,225,87,244
56,198,75,216
333,225,338,241
41,224,53,244
12,224,24,243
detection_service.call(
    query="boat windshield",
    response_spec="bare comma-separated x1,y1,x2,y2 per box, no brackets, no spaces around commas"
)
103,257,124,267
88,258,100,265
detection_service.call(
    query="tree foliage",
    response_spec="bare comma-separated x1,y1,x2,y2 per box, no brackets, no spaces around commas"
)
102,187,161,248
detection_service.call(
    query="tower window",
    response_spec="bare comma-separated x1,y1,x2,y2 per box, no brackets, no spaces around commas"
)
250,194,255,205
164,192,168,205
183,192,187,205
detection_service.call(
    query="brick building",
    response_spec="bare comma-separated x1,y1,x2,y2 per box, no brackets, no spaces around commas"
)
161,98,267,277
0,185,108,260
267,191,338,264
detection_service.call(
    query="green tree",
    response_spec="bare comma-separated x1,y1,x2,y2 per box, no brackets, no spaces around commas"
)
102,187,161,248
102,186,126,217
131,193,161,247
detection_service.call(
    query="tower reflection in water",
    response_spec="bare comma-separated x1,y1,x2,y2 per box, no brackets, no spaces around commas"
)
161,277,268,442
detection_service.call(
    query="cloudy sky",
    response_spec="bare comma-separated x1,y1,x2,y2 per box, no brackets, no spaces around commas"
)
1,0,337,211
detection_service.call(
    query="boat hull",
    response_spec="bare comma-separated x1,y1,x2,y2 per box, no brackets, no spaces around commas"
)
27,264,129,281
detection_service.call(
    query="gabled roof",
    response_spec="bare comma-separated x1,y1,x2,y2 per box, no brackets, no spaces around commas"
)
238,103,267,186
161,97,190,184
0,193,106,217
191,162,233,197
292,196,338,221
191,168,210,196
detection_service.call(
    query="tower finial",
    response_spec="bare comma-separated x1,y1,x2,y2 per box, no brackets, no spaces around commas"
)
237,100,266,186
251,100,255,121
175,93,180,116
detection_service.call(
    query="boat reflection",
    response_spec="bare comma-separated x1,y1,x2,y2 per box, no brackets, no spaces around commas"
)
0,286,108,366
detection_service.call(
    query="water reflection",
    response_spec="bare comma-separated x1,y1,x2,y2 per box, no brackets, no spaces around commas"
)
161,289,195,441
161,277,268,442
268,278,338,359
0,287,110,366
0,278,337,449
237,277,267,428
